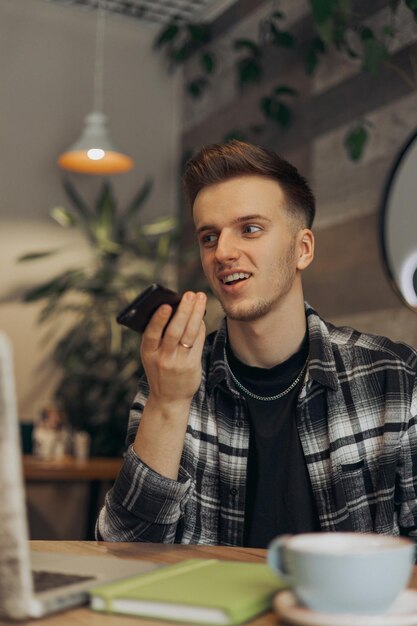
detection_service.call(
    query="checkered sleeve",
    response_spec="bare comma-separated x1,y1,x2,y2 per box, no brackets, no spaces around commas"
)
397,373,417,541
97,446,194,542
96,379,195,543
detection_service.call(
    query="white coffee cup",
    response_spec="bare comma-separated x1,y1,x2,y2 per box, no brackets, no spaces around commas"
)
268,532,415,615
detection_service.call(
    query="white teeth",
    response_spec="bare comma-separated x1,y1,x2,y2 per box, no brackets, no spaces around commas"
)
222,272,250,284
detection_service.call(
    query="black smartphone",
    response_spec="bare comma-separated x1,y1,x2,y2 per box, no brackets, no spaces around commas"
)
116,284,181,334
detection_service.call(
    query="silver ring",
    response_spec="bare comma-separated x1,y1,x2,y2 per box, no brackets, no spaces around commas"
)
179,342,193,349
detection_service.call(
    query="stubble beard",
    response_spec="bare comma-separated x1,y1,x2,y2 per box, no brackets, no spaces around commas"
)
217,243,297,322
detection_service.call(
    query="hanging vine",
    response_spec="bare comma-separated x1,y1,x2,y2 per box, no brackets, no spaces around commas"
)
154,0,417,161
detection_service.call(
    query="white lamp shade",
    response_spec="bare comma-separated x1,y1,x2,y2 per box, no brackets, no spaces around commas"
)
58,112,134,175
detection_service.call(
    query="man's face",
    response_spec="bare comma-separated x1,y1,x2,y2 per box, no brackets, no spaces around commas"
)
193,175,311,323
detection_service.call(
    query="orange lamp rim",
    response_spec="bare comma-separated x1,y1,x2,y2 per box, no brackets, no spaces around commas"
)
58,150,134,175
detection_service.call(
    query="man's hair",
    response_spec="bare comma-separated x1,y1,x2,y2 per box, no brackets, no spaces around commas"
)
182,140,315,228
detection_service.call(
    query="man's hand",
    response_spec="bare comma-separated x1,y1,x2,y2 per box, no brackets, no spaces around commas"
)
133,291,207,479
140,291,207,404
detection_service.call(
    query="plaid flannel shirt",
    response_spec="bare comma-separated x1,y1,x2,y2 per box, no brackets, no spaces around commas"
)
97,303,417,545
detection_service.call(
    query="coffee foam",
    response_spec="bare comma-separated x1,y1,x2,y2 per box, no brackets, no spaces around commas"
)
289,533,408,554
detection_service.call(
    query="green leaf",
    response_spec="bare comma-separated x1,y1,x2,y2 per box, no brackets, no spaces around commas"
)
344,124,368,161
315,17,335,44
383,25,395,37
404,0,417,20
332,23,346,49
50,206,76,228
304,36,327,75
156,234,171,262
62,178,91,222
170,43,192,65
38,302,88,324
261,96,292,128
96,185,116,243
94,181,116,249
273,85,298,96
237,57,262,86
38,296,67,324
142,216,177,236
310,0,352,45
234,39,261,56
133,228,152,256
314,36,326,53
187,24,210,44
270,25,295,48
23,269,85,302
345,44,359,59
95,180,115,214
154,22,180,49
275,102,292,127
187,76,209,98
271,10,285,19
109,316,122,354
17,249,60,262
95,238,121,254
305,48,319,75
310,0,334,24
261,96,273,118
125,179,153,219
361,26,374,41
362,35,388,73
201,51,216,74
339,0,352,15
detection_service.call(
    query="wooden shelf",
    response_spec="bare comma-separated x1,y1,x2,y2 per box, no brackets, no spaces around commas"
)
22,455,123,482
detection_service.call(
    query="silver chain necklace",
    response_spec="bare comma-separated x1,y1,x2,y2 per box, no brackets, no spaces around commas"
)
224,351,309,402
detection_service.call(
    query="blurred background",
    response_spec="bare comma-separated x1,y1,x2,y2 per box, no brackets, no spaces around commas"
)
1,0,417,539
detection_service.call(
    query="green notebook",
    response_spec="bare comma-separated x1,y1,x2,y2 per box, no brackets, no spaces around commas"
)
89,558,286,625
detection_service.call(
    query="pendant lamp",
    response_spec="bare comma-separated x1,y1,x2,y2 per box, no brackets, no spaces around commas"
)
58,0,134,175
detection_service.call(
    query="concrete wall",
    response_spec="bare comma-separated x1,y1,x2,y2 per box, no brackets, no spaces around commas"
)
179,0,417,345
0,0,181,419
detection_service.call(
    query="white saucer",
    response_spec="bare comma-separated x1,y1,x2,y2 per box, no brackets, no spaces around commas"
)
273,589,417,626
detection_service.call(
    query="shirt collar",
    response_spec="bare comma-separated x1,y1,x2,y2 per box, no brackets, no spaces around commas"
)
206,318,230,395
206,302,339,395
305,302,339,391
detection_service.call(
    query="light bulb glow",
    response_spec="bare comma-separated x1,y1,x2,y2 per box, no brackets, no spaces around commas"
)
87,148,105,160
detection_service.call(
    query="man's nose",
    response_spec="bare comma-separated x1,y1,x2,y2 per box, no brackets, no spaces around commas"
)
214,232,240,264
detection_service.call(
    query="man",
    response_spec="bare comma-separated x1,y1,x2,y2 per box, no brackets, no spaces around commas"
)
97,140,417,547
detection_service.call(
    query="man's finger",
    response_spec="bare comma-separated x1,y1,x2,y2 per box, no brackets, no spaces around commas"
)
161,292,198,349
141,304,173,351
178,293,207,349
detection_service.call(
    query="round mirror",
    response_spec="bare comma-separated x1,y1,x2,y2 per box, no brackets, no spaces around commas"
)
380,129,417,311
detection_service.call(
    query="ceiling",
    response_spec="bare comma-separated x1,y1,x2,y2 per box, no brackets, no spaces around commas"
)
43,0,237,24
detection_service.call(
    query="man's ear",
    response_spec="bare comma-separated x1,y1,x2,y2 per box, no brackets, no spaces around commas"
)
296,229,314,270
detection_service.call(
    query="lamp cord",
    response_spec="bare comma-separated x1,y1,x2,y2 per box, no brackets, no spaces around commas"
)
93,0,106,112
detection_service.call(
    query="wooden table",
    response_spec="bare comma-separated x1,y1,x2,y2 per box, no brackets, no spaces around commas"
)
3,541,417,626
1,542,277,626
23,457,123,539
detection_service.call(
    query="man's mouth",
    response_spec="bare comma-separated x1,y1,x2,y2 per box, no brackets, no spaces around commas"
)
221,272,251,285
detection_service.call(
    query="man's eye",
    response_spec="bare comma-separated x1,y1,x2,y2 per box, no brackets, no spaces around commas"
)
243,225,262,234
201,234,218,245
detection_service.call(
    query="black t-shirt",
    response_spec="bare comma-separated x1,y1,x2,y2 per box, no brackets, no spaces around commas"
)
226,335,321,548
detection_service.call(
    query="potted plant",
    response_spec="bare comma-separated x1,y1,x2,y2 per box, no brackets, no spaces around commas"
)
18,178,177,456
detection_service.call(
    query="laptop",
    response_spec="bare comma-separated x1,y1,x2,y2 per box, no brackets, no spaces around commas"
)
0,331,159,620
